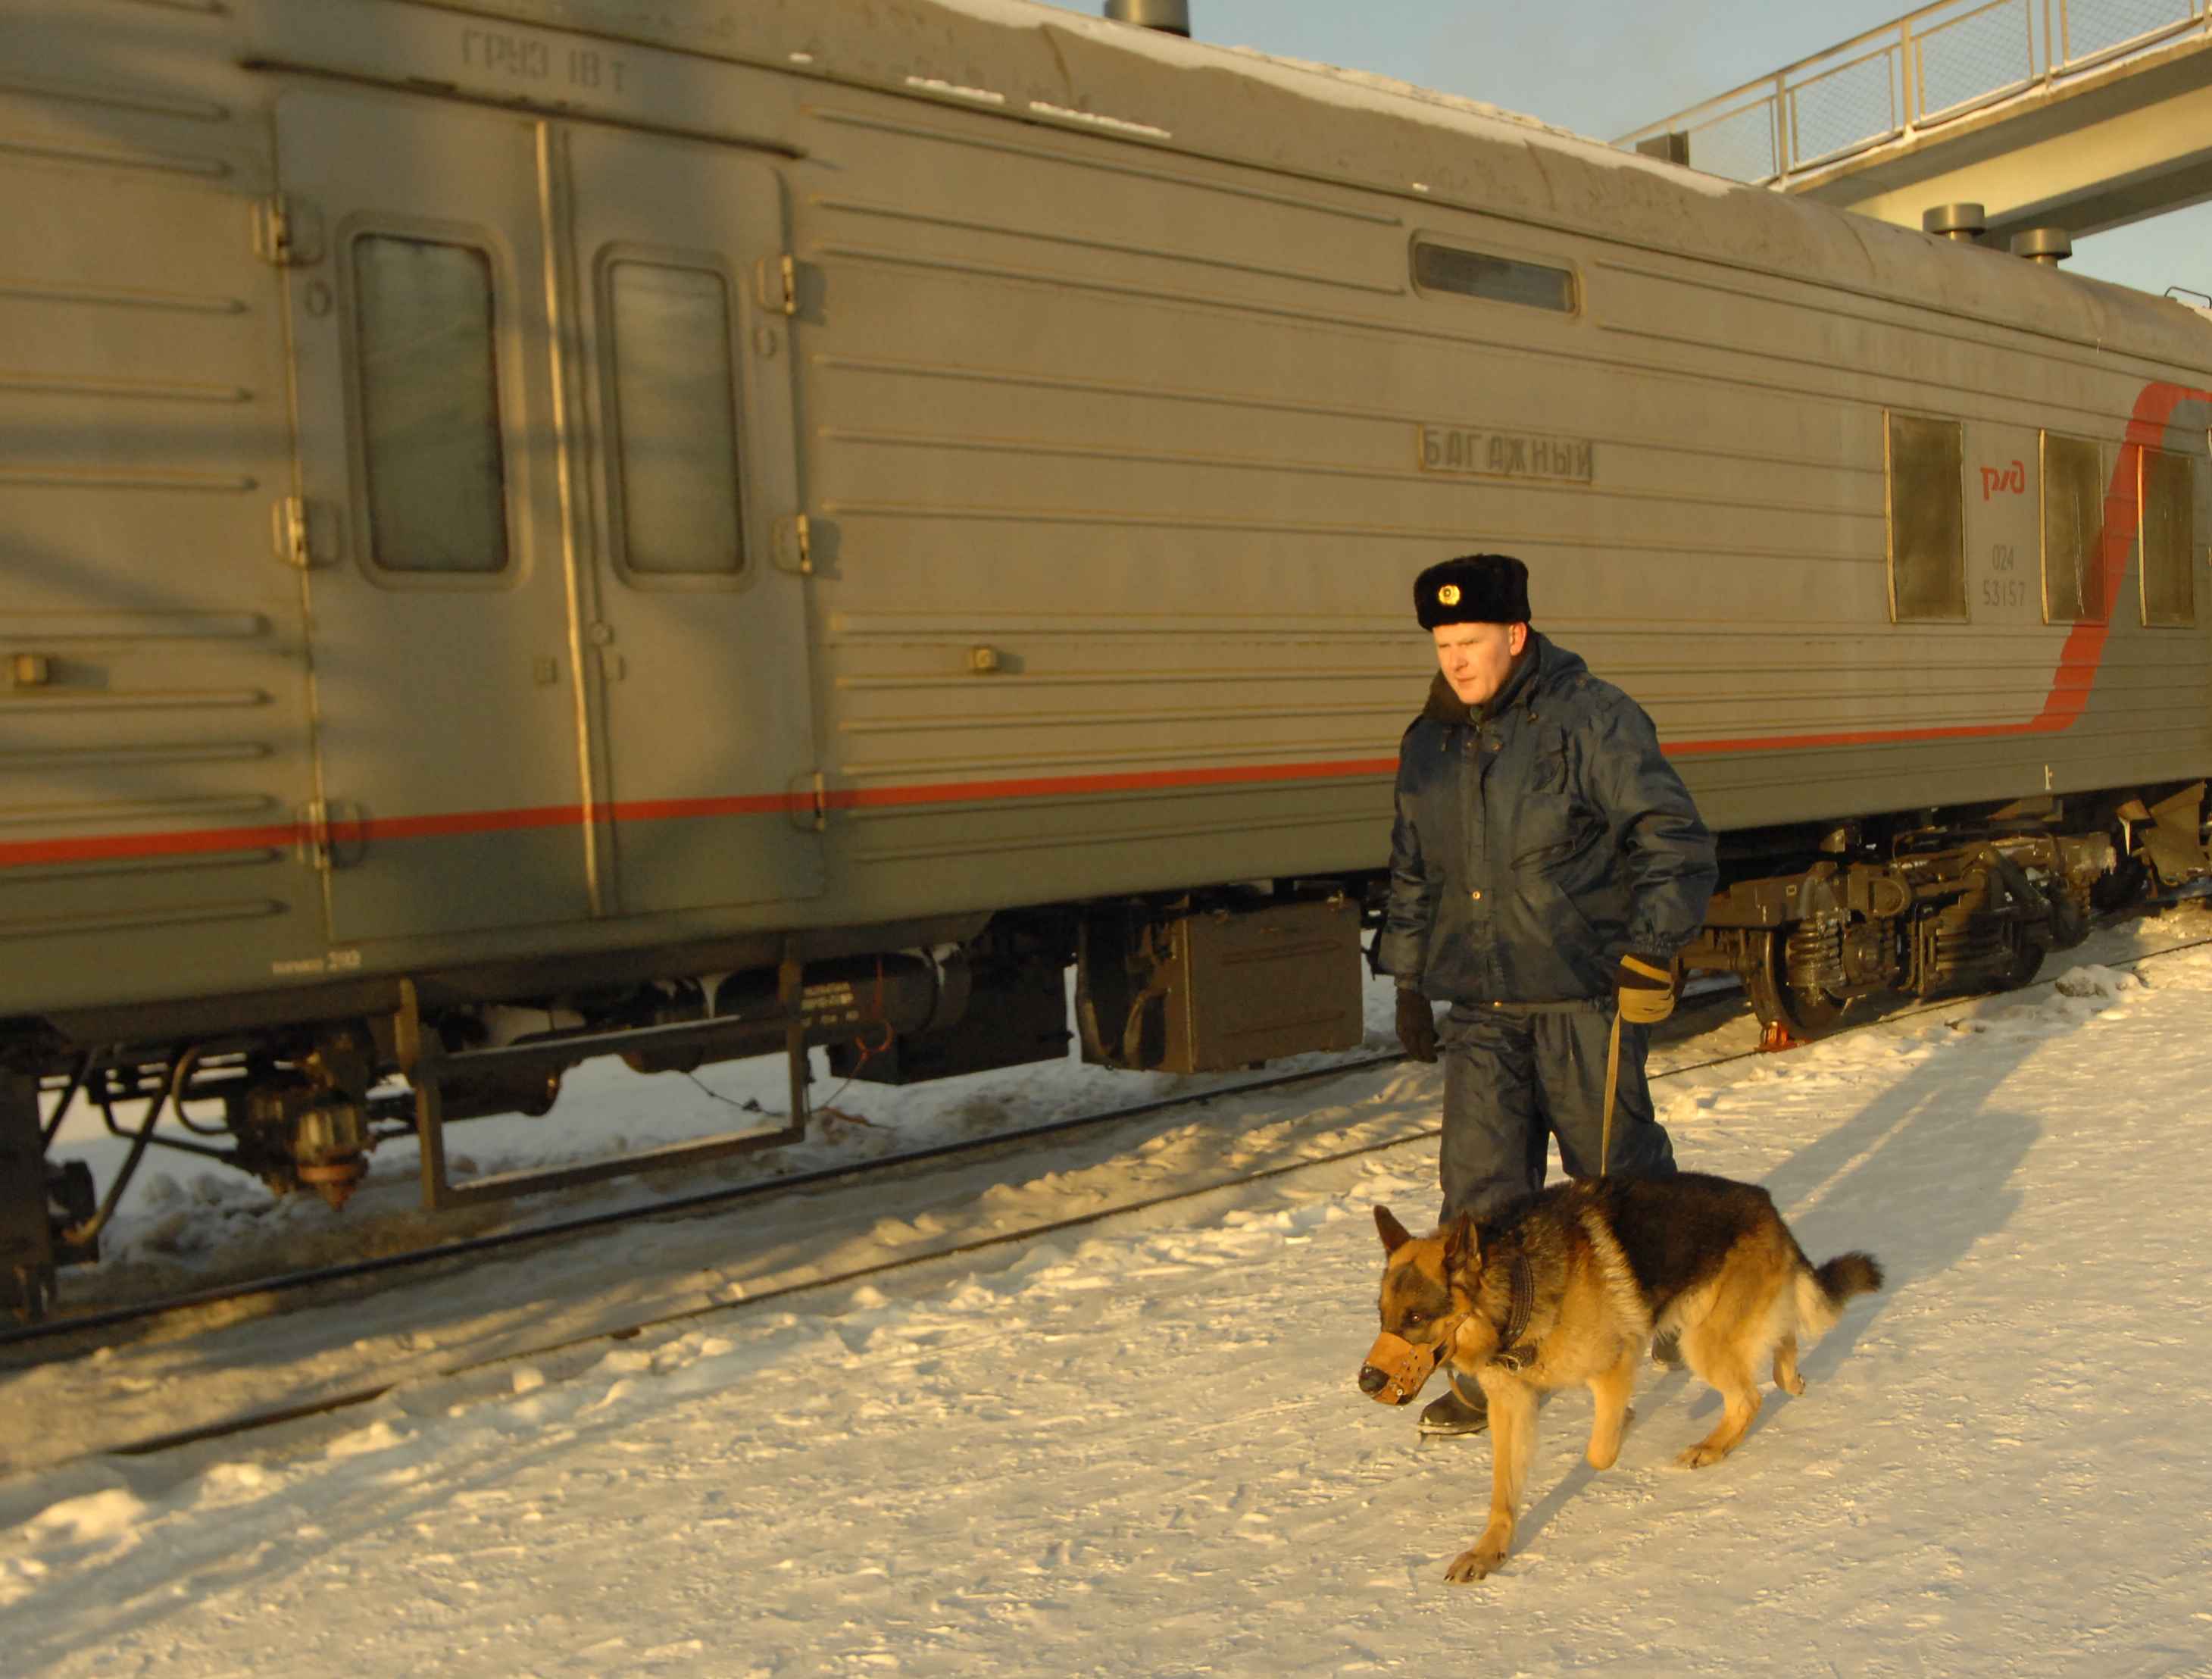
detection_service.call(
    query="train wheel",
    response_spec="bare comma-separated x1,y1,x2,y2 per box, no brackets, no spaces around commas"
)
1743,930,1863,1043
1995,932,2047,992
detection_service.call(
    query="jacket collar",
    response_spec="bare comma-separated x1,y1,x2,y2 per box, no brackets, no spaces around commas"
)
1420,631,1546,727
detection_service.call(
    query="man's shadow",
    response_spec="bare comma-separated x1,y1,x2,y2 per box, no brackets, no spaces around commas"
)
1512,1011,2045,1547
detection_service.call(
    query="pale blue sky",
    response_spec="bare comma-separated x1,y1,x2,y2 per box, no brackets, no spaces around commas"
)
1037,0,2207,301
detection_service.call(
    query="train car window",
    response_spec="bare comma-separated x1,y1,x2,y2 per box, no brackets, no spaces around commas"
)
1885,413,1966,621
2039,433,2106,624
2140,447,2197,627
352,235,511,574
606,261,743,576
1411,241,1576,313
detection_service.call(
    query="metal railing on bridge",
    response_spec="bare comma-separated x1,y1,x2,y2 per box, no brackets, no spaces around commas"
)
1616,0,2212,185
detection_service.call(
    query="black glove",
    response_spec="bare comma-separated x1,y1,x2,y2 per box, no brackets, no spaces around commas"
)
1395,987,1439,1062
1615,954,1676,1024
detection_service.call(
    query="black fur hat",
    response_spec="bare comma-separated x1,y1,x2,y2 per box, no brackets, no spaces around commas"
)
1414,554,1531,629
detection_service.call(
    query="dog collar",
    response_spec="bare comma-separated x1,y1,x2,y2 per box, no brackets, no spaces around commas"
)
1489,1253,1539,1372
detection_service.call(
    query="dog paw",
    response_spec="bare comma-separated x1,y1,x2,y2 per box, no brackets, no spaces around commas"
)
1775,1371,1806,1398
1675,1442,1729,1470
1444,1544,1506,1584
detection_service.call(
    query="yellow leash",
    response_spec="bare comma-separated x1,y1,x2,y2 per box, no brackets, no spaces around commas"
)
1598,1005,1622,1177
1602,955,1676,1176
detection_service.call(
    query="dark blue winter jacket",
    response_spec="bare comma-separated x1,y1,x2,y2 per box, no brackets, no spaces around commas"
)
1379,633,1717,1005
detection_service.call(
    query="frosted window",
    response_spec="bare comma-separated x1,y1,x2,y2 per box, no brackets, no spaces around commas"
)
353,236,510,574
608,262,743,576
1412,242,1575,313
2040,433,2106,624
1886,413,1966,621
2140,447,2196,628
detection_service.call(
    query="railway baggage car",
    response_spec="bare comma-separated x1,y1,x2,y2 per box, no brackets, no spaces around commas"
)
4,0,2209,1315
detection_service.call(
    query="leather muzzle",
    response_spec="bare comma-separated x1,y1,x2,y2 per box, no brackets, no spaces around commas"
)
1358,1330,1442,1405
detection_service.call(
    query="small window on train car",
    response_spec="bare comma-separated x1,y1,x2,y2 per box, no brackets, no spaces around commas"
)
352,235,511,574
2040,433,2107,624
1885,413,1966,621
1411,241,1576,313
2140,447,2197,627
605,261,744,577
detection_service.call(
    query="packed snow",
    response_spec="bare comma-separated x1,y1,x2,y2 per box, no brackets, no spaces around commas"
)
5,905,2212,1674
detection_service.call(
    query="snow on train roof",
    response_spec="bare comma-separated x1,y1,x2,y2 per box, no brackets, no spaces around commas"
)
892,0,2211,366
911,0,1739,197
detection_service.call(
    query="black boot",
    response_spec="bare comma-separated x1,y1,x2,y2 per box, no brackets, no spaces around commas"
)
1418,1375,1489,1437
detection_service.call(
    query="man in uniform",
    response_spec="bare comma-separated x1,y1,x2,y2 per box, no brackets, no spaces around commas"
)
1378,553,1718,1436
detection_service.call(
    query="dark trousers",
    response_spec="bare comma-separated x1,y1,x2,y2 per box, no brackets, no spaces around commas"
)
1436,999,1676,1221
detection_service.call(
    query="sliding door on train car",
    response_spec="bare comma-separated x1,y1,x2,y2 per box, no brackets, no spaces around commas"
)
274,89,592,943
562,128,822,917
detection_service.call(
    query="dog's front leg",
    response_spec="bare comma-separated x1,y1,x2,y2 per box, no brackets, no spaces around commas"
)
1585,1340,1639,1471
1445,1380,1537,1583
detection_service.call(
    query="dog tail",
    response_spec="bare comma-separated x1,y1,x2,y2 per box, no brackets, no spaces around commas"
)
1793,1252,1883,1338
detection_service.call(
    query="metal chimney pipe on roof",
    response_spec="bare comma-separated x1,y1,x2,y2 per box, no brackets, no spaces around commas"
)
1104,0,1191,36
2014,227,2073,267
1922,203,1985,243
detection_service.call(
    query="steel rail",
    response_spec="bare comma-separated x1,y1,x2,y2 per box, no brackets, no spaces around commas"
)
2,1049,1412,1352
74,921,2212,1463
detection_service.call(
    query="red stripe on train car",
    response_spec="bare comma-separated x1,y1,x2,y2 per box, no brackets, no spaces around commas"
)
824,755,1401,810
353,805,583,840
0,824,308,868
601,793,801,822
5,382,2205,873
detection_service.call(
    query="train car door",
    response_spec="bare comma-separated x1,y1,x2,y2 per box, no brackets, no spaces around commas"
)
275,89,593,942
564,128,823,915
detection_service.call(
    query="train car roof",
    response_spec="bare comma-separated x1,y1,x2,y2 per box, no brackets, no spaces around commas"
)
493,0,2212,378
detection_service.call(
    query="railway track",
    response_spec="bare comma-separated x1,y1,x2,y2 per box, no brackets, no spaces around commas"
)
22,919,2212,1466
4,1047,1415,1355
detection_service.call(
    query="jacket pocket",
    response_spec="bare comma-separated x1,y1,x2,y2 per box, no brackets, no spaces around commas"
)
1510,803,1601,873
1525,869,1601,945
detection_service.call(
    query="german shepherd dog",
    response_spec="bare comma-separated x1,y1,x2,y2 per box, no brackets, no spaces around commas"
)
1359,1173,1881,1582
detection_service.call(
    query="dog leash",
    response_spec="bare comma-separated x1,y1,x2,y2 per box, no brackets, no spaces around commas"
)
1598,1006,1622,1177
1601,956,1674,1175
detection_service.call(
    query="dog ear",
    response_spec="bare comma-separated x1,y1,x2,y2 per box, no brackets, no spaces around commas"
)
1374,1205,1414,1254
1442,1211,1477,1275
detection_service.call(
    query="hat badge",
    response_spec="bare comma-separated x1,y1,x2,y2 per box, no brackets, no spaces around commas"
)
1436,583,1461,607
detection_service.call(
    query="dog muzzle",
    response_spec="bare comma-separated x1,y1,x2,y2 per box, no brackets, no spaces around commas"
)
1358,1330,1443,1405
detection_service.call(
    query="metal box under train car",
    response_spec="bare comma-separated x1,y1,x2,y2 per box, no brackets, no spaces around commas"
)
1078,898,1367,1074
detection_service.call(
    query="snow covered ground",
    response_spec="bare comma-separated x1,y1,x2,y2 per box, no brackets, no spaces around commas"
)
7,907,2212,1674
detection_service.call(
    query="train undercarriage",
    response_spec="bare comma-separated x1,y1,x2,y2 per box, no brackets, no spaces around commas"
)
5,781,2209,1321
1679,783,2205,1044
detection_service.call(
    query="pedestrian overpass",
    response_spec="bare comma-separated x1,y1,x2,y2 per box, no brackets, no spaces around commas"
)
1617,1,2212,252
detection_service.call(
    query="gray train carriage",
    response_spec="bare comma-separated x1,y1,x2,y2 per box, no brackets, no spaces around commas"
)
4,0,2210,1315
